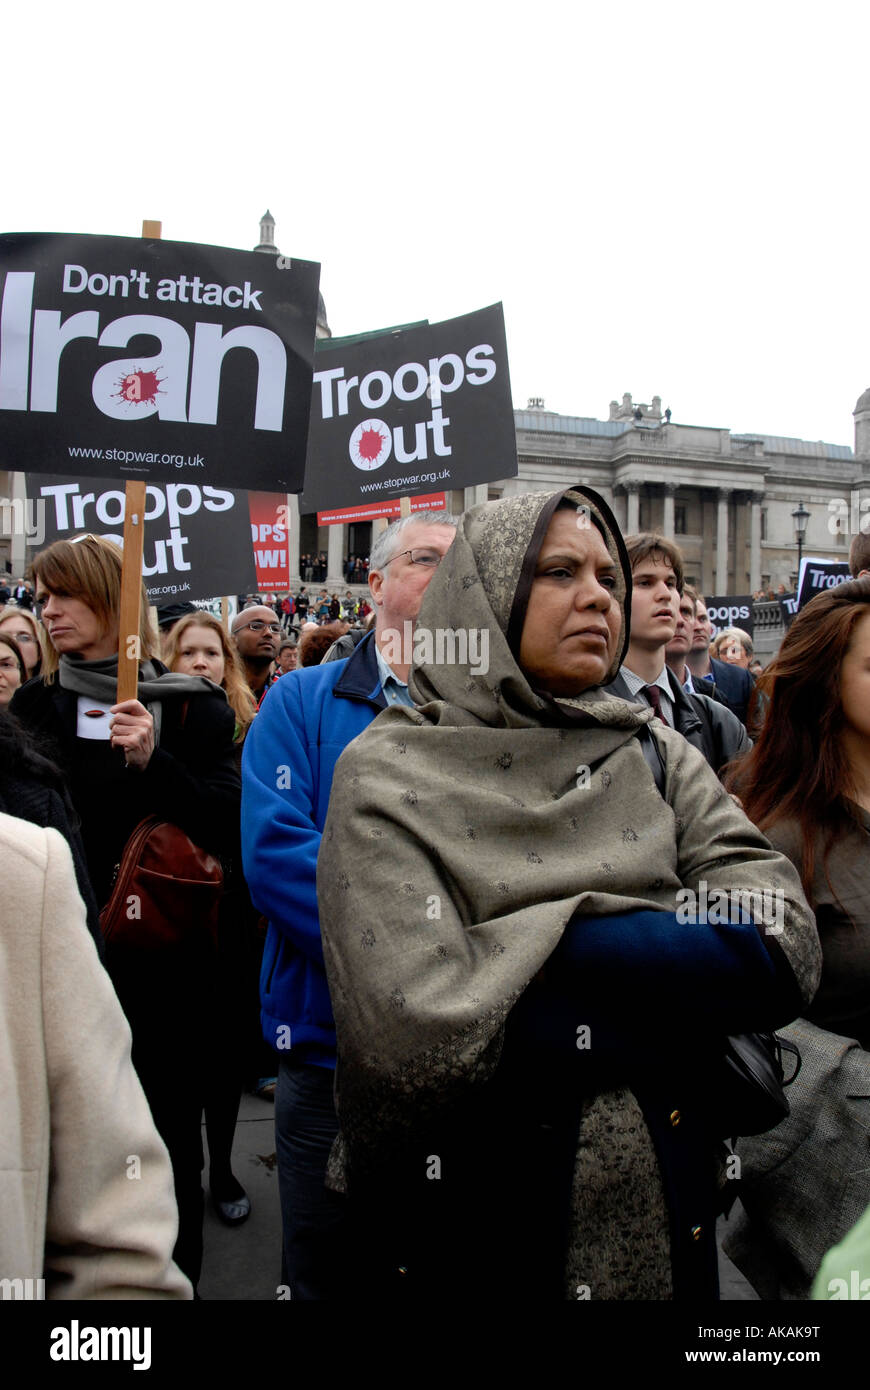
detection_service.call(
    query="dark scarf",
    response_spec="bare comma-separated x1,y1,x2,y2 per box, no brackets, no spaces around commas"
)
57,653,226,744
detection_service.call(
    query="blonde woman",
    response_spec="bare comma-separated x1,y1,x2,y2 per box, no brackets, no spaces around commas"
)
0,606,49,680
164,610,259,1225
163,611,256,742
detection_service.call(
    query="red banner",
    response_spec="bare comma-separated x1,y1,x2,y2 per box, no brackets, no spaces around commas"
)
316,492,447,527
248,492,289,590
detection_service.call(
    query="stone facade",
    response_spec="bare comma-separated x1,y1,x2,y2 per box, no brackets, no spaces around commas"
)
491,390,870,597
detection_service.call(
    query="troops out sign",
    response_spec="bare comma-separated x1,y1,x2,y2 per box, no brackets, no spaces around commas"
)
704,595,754,638
301,304,516,513
26,474,256,604
797,557,850,610
1,233,320,491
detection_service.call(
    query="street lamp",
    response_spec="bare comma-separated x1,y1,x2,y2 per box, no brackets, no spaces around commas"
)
792,500,810,581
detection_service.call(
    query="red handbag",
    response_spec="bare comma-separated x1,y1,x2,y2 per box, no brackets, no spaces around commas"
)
100,815,223,951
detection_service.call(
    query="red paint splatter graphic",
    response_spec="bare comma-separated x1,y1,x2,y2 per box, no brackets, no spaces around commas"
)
357,426,386,461
113,368,164,407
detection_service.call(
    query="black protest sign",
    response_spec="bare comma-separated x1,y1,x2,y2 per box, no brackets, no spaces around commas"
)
779,594,799,628
300,304,516,513
797,557,851,610
704,595,754,638
25,474,256,605
1,233,320,491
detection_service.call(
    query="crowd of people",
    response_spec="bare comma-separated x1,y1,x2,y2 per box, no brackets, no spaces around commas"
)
1,495,869,1302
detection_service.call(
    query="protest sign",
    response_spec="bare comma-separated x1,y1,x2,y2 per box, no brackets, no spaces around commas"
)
704,594,754,638
1,232,320,491
301,304,516,513
25,473,256,604
797,557,850,610
779,594,799,628
249,491,290,590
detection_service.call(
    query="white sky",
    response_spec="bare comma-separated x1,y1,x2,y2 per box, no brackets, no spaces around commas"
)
4,1,867,447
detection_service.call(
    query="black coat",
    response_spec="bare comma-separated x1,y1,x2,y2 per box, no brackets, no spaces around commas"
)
11,673,240,910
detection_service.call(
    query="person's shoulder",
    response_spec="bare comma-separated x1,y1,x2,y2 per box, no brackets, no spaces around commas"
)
0,810,50,867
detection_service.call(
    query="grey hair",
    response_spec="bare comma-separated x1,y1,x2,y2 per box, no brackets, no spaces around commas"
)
368,510,459,573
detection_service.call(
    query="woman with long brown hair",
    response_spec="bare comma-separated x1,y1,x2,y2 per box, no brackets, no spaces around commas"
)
729,575,870,1046
725,577,870,1297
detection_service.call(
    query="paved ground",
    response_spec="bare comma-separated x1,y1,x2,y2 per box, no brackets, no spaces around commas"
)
199,1094,760,1301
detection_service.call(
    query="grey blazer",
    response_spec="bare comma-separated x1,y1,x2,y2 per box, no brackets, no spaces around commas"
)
723,1018,870,1299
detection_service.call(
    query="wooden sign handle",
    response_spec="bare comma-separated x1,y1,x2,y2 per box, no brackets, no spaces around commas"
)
117,480,147,703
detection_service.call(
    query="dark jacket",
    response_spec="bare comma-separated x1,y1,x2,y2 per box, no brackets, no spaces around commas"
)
605,667,751,775
241,631,386,1067
0,723,102,952
696,656,755,726
11,670,240,909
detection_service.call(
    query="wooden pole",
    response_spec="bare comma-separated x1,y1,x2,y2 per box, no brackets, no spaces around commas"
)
115,218,161,703
221,596,229,632
399,496,412,518
117,481,147,702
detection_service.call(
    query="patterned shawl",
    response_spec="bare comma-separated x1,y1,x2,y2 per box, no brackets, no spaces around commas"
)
318,486,820,1186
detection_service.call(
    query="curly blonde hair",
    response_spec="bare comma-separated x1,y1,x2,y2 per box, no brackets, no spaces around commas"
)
163,611,257,739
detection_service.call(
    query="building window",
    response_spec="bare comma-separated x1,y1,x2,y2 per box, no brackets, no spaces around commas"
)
761,508,768,542
674,505,687,534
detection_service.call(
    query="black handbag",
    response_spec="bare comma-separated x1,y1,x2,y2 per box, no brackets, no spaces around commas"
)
716,1030,801,1138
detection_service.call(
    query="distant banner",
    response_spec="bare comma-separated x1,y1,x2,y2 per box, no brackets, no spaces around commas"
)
779,594,799,627
2,232,320,490
248,492,290,590
25,473,256,604
797,557,850,610
317,492,447,526
704,595,754,638
301,304,515,513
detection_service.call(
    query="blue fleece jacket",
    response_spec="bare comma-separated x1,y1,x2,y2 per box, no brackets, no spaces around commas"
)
241,633,385,1068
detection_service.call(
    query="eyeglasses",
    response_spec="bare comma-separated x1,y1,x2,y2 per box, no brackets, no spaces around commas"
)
234,620,281,634
2,630,37,644
379,548,443,570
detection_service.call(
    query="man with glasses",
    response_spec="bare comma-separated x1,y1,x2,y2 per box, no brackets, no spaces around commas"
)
231,605,282,704
241,511,457,1299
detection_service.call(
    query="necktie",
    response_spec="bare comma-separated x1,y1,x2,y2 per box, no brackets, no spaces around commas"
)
643,684,665,723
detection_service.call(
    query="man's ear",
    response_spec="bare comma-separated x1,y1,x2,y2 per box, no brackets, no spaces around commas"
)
369,571,384,606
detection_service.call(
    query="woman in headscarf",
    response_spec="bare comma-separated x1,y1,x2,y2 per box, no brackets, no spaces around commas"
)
317,486,821,1301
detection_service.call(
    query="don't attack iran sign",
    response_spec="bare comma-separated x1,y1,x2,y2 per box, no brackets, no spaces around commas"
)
0,232,320,491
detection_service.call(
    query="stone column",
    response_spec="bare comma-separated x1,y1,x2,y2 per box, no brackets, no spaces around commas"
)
716,488,731,593
464,484,488,511
285,493,301,584
326,521,345,588
744,492,761,593
662,481,677,539
625,480,641,534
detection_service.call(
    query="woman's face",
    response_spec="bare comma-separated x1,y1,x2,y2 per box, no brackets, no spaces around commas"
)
171,623,226,686
840,609,870,744
0,639,23,708
38,588,118,661
0,614,40,676
519,509,622,696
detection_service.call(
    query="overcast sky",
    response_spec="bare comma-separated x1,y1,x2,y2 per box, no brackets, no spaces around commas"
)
5,1,866,447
